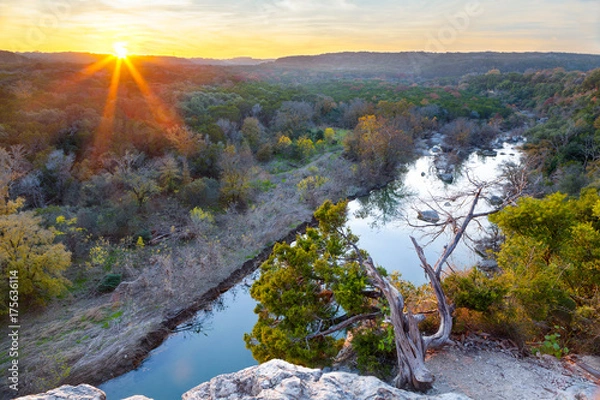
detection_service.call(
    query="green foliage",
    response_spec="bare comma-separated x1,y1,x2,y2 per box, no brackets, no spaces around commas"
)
241,117,263,152
488,188,600,353
532,327,570,359
178,177,220,209
582,68,600,92
351,325,395,379
97,273,122,293
443,269,507,313
489,192,574,253
120,168,160,208
245,200,377,367
251,179,276,193
0,205,71,310
34,352,72,394
295,136,316,160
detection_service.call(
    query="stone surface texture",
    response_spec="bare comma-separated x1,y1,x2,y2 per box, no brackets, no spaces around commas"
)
14,384,106,400
182,359,473,400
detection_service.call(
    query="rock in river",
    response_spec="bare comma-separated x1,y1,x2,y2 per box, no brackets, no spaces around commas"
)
418,210,440,223
438,173,454,184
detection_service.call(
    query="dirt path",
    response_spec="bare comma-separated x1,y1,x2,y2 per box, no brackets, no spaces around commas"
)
426,344,600,400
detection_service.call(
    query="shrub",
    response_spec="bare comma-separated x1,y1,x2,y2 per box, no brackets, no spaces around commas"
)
351,324,395,379
256,143,274,162
532,328,569,359
297,175,329,206
443,269,507,313
324,127,336,144
97,273,122,293
295,136,316,160
178,178,220,208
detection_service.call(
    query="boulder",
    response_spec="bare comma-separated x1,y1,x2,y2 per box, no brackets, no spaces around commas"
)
15,385,106,400
183,359,473,400
487,195,503,206
417,210,440,223
554,382,599,400
476,259,500,273
477,149,498,157
430,145,443,154
428,133,444,146
438,173,454,184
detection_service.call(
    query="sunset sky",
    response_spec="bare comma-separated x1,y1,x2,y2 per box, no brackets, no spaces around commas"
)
1,0,599,59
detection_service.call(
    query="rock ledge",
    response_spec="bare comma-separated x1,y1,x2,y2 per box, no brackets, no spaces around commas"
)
16,360,473,400
183,359,473,400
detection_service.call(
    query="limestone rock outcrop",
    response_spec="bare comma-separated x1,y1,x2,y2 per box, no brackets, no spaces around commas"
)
14,384,106,400
14,385,153,400
14,360,475,400
183,359,473,400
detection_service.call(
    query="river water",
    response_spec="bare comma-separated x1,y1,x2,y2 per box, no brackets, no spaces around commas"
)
99,142,522,399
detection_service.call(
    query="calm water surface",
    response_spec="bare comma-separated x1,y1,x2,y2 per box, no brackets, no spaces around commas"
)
100,144,521,399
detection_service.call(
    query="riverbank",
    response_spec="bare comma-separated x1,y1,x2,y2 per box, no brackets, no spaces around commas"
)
2,131,521,398
1,150,376,398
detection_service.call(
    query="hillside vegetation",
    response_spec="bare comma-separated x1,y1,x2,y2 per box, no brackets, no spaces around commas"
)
0,51,599,395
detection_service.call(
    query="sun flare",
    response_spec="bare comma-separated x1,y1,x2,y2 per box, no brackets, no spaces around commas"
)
113,42,129,59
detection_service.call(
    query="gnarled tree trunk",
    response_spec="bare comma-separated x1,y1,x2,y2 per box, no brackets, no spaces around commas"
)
363,257,434,390
358,186,494,390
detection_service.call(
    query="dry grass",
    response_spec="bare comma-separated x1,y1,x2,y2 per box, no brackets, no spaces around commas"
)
0,150,367,398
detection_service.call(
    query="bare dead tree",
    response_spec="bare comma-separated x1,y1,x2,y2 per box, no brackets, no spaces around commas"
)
249,166,528,391
349,175,524,390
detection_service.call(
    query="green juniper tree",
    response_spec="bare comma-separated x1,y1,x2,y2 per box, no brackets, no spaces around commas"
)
245,185,507,390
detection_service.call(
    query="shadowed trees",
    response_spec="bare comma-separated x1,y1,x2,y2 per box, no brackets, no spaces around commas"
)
344,115,413,185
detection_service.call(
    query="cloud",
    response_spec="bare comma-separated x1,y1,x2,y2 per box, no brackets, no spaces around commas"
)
0,0,598,57
270,0,356,12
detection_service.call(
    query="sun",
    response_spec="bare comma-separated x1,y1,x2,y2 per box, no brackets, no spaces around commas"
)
113,42,129,59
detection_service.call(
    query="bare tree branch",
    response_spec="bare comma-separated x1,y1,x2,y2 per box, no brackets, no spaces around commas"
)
431,186,483,277
304,312,381,340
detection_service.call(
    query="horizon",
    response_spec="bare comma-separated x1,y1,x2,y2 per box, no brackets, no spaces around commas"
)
1,1,598,59
5,49,600,62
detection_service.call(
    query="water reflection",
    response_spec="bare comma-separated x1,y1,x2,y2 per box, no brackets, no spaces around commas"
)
352,179,410,228
348,142,522,285
99,277,258,400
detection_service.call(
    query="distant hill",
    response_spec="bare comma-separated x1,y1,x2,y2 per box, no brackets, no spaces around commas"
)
0,50,29,64
189,57,273,66
21,52,107,64
8,50,600,80
130,55,271,66
270,51,600,79
17,51,272,66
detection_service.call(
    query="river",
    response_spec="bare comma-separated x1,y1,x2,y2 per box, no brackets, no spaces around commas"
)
99,142,522,399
